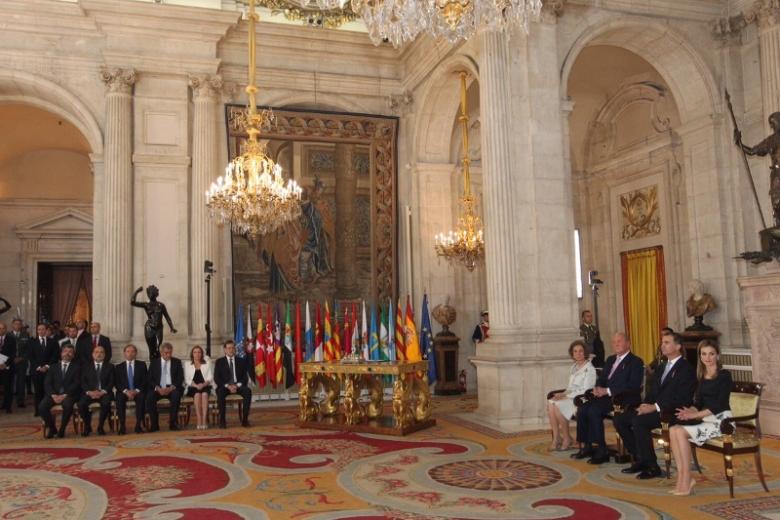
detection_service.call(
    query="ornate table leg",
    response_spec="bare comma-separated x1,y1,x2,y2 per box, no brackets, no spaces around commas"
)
320,374,340,416
392,374,414,429
366,374,384,419
413,374,432,422
299,373,318,422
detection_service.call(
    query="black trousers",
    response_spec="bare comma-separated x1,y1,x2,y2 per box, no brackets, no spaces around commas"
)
115,390,145,430
216,385,251,423
146,388,181,429
14,359,27,405
78,393,112,431
0,368,13,411
39,395,77,435
32,369,46,413
613,409,662,468
575,395,613,449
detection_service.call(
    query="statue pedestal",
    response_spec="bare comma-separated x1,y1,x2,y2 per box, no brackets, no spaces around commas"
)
738,273,780,436
434,333,461,395
679,330,721,366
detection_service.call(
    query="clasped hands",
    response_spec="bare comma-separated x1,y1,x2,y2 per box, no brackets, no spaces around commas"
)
155,385,174,396
675,406,698,421
86,389,106,399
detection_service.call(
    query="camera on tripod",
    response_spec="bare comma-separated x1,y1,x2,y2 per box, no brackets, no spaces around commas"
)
588,270,604,286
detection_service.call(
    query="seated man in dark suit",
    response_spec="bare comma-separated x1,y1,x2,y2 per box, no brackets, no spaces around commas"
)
0,322,17,413
146,342,184,431
214,340,252,428
78,345,114,436
614,331,696,479
572,332,644,464
30,323,60,415
114,344,147,434
39,345,82,438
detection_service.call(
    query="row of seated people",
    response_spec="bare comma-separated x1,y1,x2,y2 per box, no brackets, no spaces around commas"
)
38,340,253,438
547,330,732,496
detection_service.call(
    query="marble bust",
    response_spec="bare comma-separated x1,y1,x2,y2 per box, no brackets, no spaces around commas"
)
685,279,717,331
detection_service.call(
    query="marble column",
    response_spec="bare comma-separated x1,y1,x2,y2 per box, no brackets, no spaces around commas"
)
334,144,359,298
98,67,136,342
754,1,780,126
188,74,223,344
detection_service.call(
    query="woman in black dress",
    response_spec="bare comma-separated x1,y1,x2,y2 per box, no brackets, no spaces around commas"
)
184,346,213,430
668,339,732,495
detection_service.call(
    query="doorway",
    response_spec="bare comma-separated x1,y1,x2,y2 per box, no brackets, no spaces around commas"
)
37,262,92,325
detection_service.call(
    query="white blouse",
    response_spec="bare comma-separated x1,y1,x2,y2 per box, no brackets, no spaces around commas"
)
565,361,597,398
184,358,214,387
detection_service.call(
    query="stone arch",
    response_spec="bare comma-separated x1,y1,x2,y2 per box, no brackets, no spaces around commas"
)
560,18,719,125
414,54,479,163
0,69,103,155
261,91,372,115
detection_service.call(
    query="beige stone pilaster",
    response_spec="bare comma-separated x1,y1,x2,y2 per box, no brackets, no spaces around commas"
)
98,66,136,342
752,0,780,125
188,74,223,344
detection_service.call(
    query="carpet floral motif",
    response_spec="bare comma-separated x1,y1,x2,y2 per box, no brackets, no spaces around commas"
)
0,474,84,519
113,464,193,493
427,458,562,491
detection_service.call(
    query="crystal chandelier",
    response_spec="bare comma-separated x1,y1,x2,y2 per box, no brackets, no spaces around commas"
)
434,72,485,272
346,0,544,47
206,0,302,237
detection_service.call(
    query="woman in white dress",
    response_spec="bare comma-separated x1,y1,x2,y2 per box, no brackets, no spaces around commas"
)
668,340,732,495
547,340,597,451
184,346,214,430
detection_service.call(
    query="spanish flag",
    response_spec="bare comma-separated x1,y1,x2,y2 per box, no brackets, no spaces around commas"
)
404,295,421,362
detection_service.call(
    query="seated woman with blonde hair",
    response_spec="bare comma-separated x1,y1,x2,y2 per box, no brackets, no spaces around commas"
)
668,339,732,495
184,345,214,430
547,340,597,451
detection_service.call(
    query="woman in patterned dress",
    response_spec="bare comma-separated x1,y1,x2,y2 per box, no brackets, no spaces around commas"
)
547,340,597,451
668,339,732,495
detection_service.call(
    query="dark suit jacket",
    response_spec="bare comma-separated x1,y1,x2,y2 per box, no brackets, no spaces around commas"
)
10,331,28,359
29,336,59,370
214,356,250,388
597,351,645,401
44,361,82,398
114,360,148,394
76,334,112,364
0,333,16,373
81,361,115,394
645,356,696,412
147,357,184,392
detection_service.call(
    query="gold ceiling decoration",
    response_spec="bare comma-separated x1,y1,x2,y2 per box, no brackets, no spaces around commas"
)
239,0,358,29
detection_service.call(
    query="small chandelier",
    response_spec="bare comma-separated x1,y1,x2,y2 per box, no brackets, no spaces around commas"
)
206,0,302,237
434,71,485,272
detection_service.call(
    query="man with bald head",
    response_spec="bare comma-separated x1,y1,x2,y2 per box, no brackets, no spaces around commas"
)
572,332,644,464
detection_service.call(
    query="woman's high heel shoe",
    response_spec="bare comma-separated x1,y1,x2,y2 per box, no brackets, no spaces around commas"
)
672,479,696,496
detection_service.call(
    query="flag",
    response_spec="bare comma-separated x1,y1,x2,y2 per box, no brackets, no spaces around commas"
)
304,301,314,361
284,302,295,388
234,304,245,356
369,303,379,361
295,301,303,385
274,305,283,386
324,301,334,361
314,303,323,362
361,300,369,360
245,304,254,380
379,303,389,361
405,295,422,361
351,302,359,357
395,298,406,361
343,305,351,356
387,297,396,362
266,303,276,388
421,294,437,383
333,302,342,360
255,303,266,387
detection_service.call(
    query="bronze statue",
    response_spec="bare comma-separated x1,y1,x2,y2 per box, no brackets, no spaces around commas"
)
0,296,10,316
131,285,176,359
685,279,717,331
735,112,780,226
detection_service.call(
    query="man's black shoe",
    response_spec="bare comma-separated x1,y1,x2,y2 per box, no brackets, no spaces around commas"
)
97,427,106,436
81,430,90,437
219,421,227,429
621,463,644,474
636,466,663,479
118,428,126,435
134,425,143,434
241,420,250,428
17,403,25,408
587,452,610,465
169,424,180,431
571,448,593,460
45,430,55,439
57,429,65,438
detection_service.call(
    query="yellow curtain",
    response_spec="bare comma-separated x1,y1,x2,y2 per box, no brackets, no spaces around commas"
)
623,249,661,364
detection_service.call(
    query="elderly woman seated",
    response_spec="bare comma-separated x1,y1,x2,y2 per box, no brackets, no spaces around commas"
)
547,340,597,451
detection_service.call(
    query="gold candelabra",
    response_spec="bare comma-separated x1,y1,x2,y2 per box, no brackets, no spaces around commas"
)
434,71,485,272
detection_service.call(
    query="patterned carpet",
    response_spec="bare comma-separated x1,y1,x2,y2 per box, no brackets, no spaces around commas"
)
0,395,778,519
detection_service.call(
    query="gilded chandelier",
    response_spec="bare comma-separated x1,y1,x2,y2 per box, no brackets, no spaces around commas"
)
434,72,485,272
206,0,302,237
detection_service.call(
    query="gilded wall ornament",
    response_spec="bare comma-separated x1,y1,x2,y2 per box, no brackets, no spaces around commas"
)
620,185,661,240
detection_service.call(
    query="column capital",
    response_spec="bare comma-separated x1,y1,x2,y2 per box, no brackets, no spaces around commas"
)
746,0,780,30
100,67,136,94
386,90,413,116
711,14,747,44
188,74,225,101
539,0,564,24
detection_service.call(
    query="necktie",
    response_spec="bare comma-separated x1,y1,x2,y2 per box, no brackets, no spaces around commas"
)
161,360,168,387
40,337,45,347
62,362,69,373
96,363,102,390
229,357,236,384
93,336,98,347
60,363,68,393
661,361,673,384
128,362,135,391
608,356,622,379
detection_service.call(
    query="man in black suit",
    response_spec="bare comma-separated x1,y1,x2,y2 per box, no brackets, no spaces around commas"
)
85,322,112,363
39,345,81,438
146,342,184,431
214,340,252,428
572,332,644,463
10,318,29,408
614,331,696,479
29,323,59,415
114,344,147,434
59,324,78,349
0,323,17,413
78,345,114,436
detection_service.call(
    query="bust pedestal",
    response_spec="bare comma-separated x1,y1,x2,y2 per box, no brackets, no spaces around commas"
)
679,330,721,366
433,332,461,395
